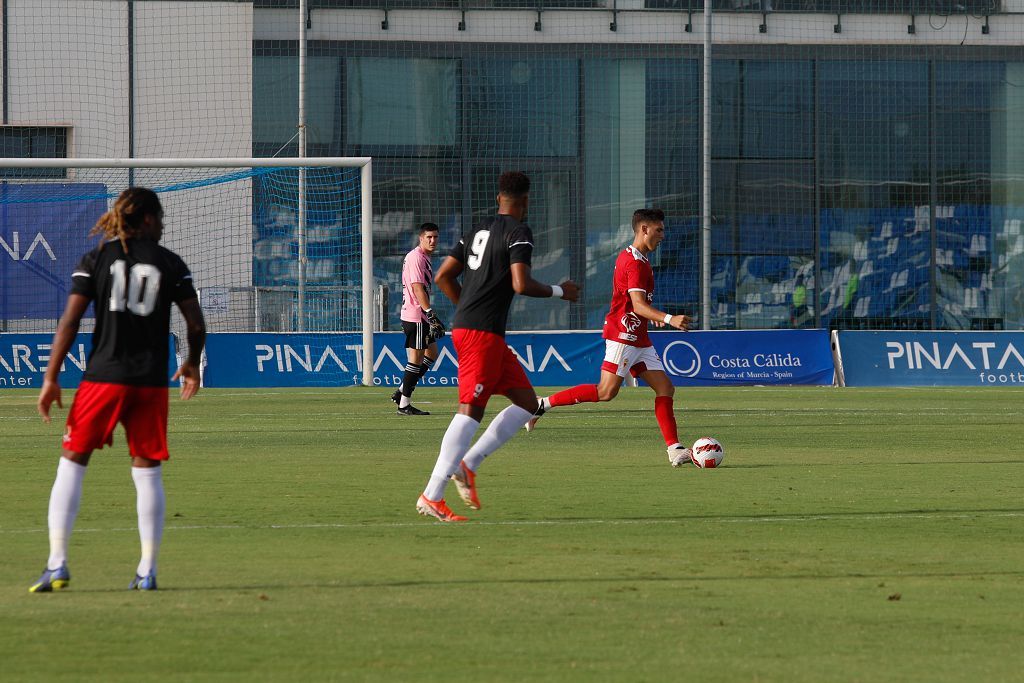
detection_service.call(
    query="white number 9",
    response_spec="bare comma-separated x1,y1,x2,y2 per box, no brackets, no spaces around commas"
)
467,230,490,270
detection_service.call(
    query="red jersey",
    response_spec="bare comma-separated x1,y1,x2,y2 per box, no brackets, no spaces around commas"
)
602,245,654,348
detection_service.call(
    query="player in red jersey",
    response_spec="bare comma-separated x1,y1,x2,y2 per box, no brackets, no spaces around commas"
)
416,171,579,521
527,208,695,467
30,187,206,592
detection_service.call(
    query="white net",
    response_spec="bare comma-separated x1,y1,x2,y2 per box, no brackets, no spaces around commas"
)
0,163,367,338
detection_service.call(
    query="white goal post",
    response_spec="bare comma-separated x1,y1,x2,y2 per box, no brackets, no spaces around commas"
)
0,156,376,387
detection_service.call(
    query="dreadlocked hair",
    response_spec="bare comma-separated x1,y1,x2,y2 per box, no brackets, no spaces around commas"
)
90,187,162,255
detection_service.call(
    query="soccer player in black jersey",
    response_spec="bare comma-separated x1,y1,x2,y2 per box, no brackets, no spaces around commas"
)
30,187,206,592
416,171,580,521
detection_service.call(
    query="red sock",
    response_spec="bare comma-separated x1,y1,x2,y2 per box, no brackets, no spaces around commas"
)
548,384,599,407
654,396,679,446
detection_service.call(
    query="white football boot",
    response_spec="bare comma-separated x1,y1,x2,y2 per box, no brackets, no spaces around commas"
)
668,445,693,468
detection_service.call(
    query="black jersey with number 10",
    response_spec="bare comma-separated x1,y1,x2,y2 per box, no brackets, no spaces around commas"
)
70,238,197,386
449,214,534,336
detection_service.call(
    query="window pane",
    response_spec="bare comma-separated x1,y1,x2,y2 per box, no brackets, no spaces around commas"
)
936,62,1008,331
346,57,457,150
646,59,701,322
714,60,812,160
743,61,812,159
712,161,814,329
253,55,338,152
466,57,578,158
0,127,68,179
818,60,929,330
819,60,929,210
712,60,741,160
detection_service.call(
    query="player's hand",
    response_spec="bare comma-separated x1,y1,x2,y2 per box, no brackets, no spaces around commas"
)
668,314,692,331
558,280,580,303
37,379,63,423
652,319,666,328
425,309,446,341
172,362,201,400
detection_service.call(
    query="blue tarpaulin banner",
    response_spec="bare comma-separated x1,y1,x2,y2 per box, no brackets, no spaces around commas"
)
0,184,108,319
648,329,834,386
835,330,1024,386
201,332,606,388
0,333,178,389
201,329,833,388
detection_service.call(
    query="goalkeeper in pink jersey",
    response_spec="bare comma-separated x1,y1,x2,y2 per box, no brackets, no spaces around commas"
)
527,208,695,467
391,222,446,415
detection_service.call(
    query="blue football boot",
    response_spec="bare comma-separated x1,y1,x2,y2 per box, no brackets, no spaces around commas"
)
129,571,158,591
29,564,71,593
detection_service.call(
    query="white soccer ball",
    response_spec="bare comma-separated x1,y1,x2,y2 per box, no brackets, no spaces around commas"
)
691,437,724,468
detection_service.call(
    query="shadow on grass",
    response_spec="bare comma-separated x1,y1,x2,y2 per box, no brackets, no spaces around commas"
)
6,507,1020,537
62,567,1024,594
485,507,1024,525
720,461,1024,468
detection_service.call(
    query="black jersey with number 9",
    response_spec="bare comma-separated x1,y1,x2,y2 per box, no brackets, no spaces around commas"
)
70,238,197,386
449,215,533,336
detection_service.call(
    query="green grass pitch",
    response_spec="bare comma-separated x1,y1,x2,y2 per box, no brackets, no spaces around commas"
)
1,385,1022,682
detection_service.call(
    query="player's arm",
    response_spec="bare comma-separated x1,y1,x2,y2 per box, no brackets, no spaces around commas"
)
510,263,579,301
435,255,464,306
413,281,446,339
38,294,91,423
171,297,206,400
628,290,690,331
411,282,432,311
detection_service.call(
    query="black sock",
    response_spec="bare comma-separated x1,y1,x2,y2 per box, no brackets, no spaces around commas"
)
401,363,425,397
420,356,435,374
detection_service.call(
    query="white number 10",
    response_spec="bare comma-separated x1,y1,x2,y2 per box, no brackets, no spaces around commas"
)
467,230,490,270
109,260,161,316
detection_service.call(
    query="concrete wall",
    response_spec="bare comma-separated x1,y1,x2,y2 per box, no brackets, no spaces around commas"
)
1,1,253,300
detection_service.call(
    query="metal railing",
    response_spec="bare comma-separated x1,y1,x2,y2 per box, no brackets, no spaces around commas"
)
254,0,1002,13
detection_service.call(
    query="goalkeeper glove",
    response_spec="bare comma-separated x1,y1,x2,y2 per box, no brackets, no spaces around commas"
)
425,309,446,341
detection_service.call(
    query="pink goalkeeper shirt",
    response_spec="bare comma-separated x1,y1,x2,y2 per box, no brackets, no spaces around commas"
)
401,246,433,323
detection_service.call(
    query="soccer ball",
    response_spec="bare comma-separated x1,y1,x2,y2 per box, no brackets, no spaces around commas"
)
690,437,724,468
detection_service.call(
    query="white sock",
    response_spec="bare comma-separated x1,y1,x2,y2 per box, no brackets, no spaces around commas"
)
423,414,479,501
463,405,534,472
132,466,165,577
399,394,411,408
46,458,87,570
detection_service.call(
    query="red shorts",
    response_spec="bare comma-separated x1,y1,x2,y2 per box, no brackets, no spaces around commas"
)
63,381,170,460
453,328,532,407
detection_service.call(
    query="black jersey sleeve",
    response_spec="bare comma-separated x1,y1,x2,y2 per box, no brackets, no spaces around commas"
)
507,224,534,267
169,253,198,303
69,250,99,299
448,236,466,263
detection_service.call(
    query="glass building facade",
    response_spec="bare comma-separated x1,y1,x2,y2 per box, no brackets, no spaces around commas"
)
254,39,1024,331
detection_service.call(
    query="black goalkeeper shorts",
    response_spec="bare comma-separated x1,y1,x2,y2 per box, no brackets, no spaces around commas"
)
402,320,431,350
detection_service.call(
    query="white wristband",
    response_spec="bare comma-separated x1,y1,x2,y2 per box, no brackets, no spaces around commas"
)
663,313,672,324
550,285,563,299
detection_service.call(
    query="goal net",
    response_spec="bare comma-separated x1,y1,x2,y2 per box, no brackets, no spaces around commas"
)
0,158,375,385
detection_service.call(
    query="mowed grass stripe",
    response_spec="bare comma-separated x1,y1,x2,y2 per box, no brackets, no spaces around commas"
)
2,506,1023,536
